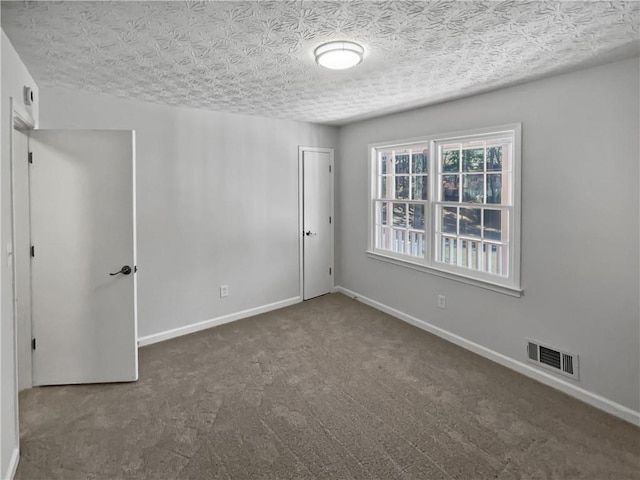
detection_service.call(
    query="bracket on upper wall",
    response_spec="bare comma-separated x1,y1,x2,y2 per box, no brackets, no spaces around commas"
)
23,86,34,106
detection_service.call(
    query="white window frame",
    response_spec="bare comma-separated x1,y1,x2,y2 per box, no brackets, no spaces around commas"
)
367,123,522,296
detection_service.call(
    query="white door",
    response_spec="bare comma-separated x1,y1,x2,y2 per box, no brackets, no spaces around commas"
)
13,128,33,390
30,130,137,386
302,149,334,300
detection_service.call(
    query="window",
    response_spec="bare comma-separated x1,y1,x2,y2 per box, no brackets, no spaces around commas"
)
374,144,429,258
369,124,521,294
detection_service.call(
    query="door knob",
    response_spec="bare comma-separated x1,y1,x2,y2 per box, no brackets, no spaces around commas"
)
305,231,312,236
109,265,132,276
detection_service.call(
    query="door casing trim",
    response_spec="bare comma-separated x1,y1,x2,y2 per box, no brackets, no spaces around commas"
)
8,97,36,478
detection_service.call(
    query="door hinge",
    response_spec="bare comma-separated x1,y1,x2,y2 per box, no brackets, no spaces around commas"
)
329,267,332,275
31,338,36,350
28,152,33,164
329,165,332,173
329,216,332,224
31,245,35,257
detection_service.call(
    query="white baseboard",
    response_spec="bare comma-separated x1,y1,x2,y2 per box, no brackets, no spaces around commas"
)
335,286,640,426
138,296,302,347
3,447,19,480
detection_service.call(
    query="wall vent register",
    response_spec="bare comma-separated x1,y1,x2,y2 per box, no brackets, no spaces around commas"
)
527,340,579,380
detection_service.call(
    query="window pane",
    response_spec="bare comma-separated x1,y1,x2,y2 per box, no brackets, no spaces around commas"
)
486,146,502,172
486,174,502,204
484,209,507,241
486,139,512,172
380,176,388,199
442,149,459,172
412,150,428,174
462,174,484,203
412,175,428,200
441,206,457,234
408,231,425,257
393,229,406,253
483,243,508,276
460,239,480,270
378,202,389,226
395,154,410,174
380,152,392,175
441,236,457,264
460,207,481,238
409,204,425,230
378,226,391,250
462,148,484,172
392,203,406,227
483,242,496,274
395,176,409,199
442,175,459,201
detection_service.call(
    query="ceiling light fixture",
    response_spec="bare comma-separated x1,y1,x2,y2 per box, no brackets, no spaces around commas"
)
314,41,364,70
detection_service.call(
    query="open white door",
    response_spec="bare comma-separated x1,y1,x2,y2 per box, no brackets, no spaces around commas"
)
302,148,334,300
30,130,137,386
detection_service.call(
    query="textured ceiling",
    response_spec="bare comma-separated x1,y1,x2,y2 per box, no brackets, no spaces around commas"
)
2,1,639,125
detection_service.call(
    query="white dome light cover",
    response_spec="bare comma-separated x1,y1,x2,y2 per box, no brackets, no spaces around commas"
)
315,41,364,70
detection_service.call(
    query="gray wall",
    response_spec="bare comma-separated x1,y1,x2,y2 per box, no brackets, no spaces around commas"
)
40,88,338,340
1,30,39,479
335,57,640,413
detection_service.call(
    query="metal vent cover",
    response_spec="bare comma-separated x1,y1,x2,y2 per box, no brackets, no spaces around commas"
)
526,340,579,380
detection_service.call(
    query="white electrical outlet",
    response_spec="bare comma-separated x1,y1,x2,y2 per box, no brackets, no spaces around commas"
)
437,294,446,309
220,285,229,298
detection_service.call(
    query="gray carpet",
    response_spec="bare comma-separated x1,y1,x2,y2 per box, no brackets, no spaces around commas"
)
16,293,640,479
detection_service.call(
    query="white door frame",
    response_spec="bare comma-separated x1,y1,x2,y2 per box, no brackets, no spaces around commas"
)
297,146,335,299
11,104,35,392
8,97,36,477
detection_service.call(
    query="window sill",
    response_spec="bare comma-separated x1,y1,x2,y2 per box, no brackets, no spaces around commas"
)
366,250,523,297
